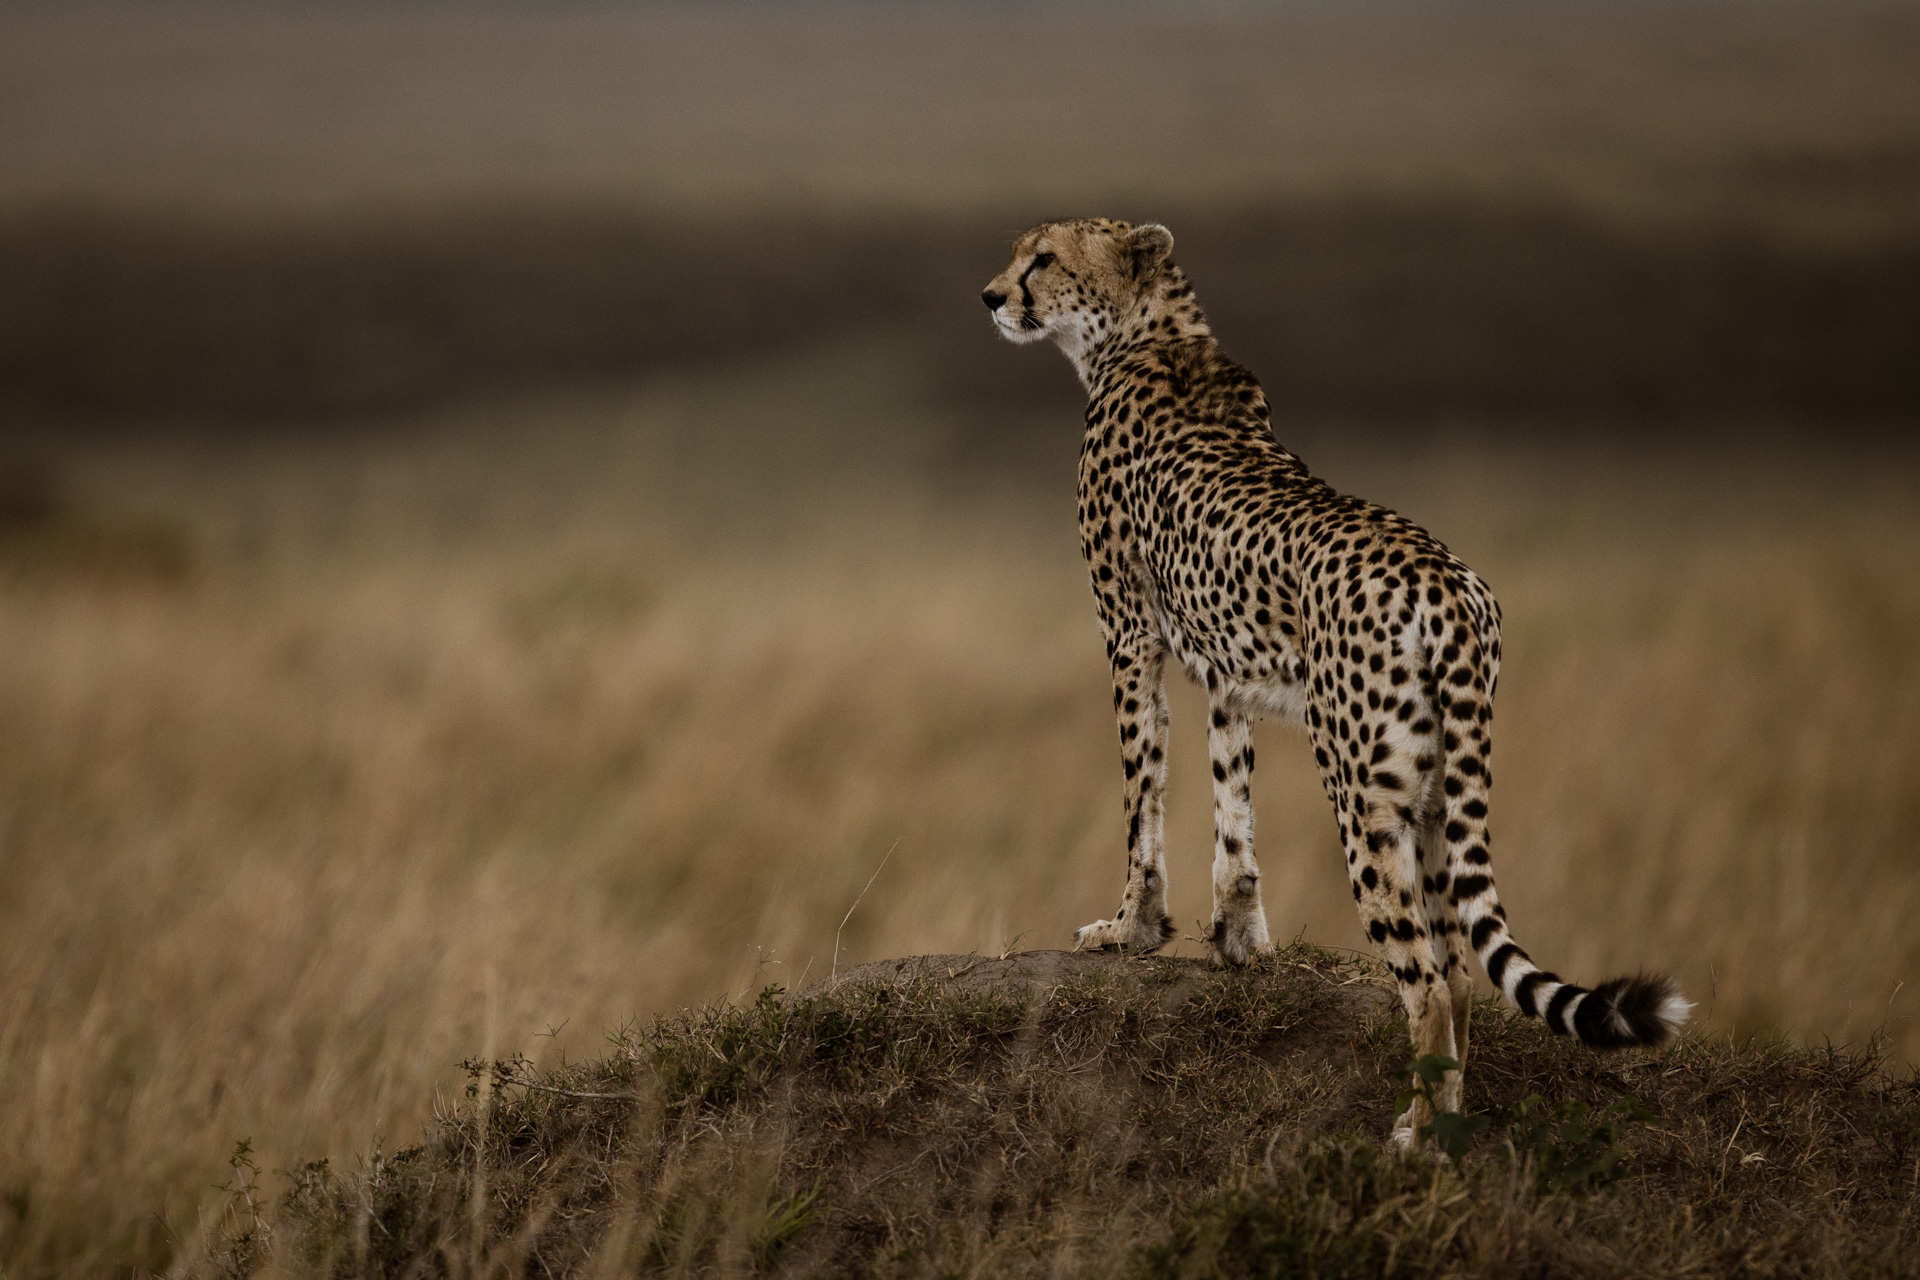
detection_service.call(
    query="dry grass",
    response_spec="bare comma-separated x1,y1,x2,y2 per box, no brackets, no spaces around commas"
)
0,338,1917,1275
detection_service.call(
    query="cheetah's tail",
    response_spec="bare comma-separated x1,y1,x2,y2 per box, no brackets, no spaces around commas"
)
1448,841,1691,1048
1435,629,1691,1049
1472,915,1690,1050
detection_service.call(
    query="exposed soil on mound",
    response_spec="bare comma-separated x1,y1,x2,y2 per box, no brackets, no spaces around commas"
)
821,947,1362,1007
817,947,1400,1111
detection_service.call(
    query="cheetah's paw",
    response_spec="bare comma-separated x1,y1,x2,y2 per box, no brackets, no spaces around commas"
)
1389,1102,1457,1162
1389,1119,1456,1163
1074,913,1174,956
1204,913,1271,968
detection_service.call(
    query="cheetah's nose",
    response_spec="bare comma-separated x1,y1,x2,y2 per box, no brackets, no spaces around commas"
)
981,289,1007,311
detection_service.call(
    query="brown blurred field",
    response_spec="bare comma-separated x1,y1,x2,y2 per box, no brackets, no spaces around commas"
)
1,3,1919,1275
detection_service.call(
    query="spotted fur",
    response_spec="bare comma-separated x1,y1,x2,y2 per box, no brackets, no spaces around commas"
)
982,219,1690,1144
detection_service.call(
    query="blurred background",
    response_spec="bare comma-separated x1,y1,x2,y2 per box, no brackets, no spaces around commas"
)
1,2,1917,1273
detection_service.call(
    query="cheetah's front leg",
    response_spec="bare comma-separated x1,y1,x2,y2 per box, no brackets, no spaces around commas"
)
1203,684,1270,967
1075,641,1176,955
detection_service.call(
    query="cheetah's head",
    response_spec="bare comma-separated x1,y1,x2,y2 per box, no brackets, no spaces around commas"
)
981,219,1177,362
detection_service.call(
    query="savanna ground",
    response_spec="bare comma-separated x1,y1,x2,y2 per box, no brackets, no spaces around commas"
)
2,3,1919,1275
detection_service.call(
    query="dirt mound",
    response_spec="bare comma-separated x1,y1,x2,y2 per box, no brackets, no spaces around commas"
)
255,944,1920,1278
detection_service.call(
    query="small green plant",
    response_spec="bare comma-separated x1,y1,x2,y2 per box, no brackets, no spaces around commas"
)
752,1181,822,1270
1504,1093,1654,1196
1394,1049,1490,1161
645,1197,691,1270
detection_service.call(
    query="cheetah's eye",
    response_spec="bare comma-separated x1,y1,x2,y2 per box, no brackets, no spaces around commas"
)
1032,252,1056,269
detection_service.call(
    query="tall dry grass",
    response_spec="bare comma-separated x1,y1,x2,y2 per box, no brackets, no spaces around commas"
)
0,340,1916,1274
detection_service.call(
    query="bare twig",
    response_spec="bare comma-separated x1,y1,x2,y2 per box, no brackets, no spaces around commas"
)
832,837,901,980
509,1081,640,1103
480,1057,641,1103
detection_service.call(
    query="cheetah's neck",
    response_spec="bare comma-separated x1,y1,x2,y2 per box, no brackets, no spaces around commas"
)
1064,266,1213,390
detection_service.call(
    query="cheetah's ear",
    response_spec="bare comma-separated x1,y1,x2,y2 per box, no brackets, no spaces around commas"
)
1126,223,1175,280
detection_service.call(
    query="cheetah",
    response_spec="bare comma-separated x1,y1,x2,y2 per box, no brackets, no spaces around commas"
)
982,218,1689,1147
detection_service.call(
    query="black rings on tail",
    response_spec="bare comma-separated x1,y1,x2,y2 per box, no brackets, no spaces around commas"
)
1478,928,1691,1049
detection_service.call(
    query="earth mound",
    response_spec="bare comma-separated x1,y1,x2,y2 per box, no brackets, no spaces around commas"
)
246,943,1918,1278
